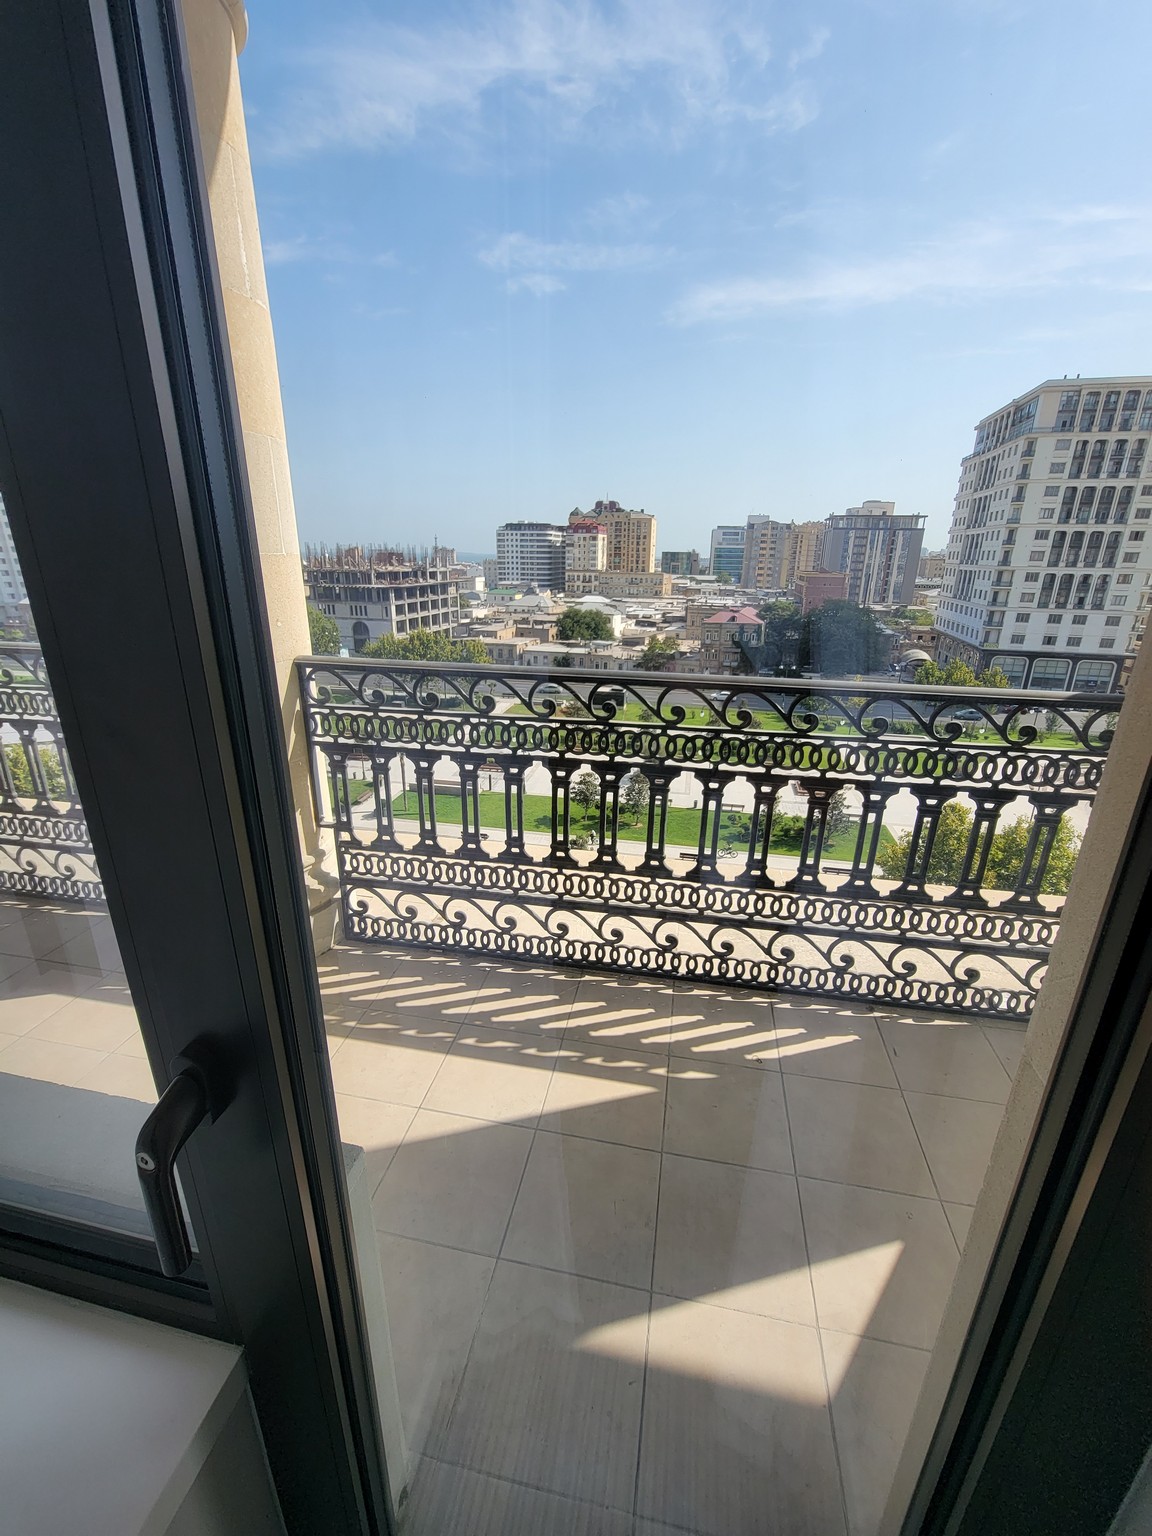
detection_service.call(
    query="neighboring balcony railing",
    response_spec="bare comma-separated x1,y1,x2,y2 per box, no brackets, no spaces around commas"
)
0,643,102,902
298,659,1122,1020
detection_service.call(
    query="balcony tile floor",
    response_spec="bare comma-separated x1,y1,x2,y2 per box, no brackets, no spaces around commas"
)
0,905,1022,1536
319,941,1020,1536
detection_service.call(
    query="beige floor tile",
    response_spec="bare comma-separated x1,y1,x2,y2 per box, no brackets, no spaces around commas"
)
43,926,125,972
328,1021,458,1107
0,953,35,984
666,987,781,1071
115,1030,150,1060
27,991,139,1052
502,1131,660,1288
878,1019,1011,1102
945,1203,974,1249
784,1077,936,1197
664,1059,793,1172
904,1092,1005,1205
822,1329,930,1536
0,965,104,1034
377,1235,495,1463
373,1109,533,1255
75,1052,157,1102
982,1024,1026,1082
638,1299,845,1536
0,912,103,960
0,1034,108,1088
334,1094,417,1192
654,1154,815,1325
540,1044,668,1149
437,1260,646,1508
799,1179,959,1350
769,1004,898,1088
565,977,676,1053
463,966,583,1037
422,1027,559,1126
403,1456,633,1536
364,975,493,1022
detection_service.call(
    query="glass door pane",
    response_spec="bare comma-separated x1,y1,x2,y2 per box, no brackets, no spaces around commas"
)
0,496,162,1248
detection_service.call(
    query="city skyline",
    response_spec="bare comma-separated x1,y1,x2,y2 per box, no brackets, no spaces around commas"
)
242,0,1152,552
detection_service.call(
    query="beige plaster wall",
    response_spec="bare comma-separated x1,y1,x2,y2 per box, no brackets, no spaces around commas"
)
178,0,338,951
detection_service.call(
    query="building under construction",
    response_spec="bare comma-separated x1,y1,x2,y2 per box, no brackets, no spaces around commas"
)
302,545,461,653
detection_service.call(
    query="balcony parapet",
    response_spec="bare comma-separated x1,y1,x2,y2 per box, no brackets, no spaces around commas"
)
297,659,1121,1020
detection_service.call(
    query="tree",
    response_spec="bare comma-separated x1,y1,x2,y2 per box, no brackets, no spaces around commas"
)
986,813,1080,896
826,788,853,840
361,628,489,664
636,635,680,671
572,770,601,821
894,607,936,626
306,604,341,655
914,658,1010,688
756,600,804,674
801,600,891,677
621,770,650,825
556,606,615,642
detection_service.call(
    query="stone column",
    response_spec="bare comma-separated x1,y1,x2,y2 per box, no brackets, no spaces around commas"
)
179,0,339,951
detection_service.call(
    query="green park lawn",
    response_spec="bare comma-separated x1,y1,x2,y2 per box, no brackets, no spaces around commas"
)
346,784,892,860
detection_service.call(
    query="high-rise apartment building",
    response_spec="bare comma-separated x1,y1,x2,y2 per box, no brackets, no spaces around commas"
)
576,500,655,573
821,501,925,608
709,525,746,582
495,522,566,590
936,378,1152,691
303,546,461,653
741,516,789,589
562,517,607,595
782,521,826,590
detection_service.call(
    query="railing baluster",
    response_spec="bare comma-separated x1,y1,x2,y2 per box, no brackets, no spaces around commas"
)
948,791,1012,905
1002,796,1067,910
639,768,675,874
370,750,398,848
837,784,895,897
786,783,834,893
412,752,439,853
457,755,485,859
742,777,782,888
328,749,352,834
592,764,625,869
688,772,725,882
503,759,528,863
891,789,950,900
549,761,575,867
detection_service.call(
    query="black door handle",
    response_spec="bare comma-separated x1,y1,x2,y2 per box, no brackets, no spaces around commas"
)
135,1051,219,1278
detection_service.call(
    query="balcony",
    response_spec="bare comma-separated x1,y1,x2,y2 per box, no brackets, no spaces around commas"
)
0,647,1123,1535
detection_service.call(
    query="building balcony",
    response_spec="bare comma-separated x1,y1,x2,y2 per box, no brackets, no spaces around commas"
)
0,647,1124,1536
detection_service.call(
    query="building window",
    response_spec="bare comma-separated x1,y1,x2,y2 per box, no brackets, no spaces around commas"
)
1130,530,1145,541
1042,635,1058,645
1067,636,1082,647
1105,615,1122,626
1034,529,1050,540
1020,592,1035,601
1024,572,1039,583
1118,574,1134,585
1040,507,1056,521
1014,612,1030,623
1029,551,1045,562
1047,613,1063,624
1010,633,1026,644
1123,553,1140,564
1100,638,1116,648
1056,438,1073,451
1072,614,1087,625
1110,596,1128,607
1048,464,1065,476
1032,658,1071,687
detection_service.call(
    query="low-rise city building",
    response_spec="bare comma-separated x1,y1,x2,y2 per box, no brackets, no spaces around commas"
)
303,545,460,653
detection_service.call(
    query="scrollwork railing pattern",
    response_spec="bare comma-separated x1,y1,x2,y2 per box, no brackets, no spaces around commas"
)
298,658,1122,1018
0,644,102,901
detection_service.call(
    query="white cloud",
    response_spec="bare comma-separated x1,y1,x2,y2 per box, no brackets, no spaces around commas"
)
263,235,397,268
788,26,831,70
506,273,567,295
480,231,667,275
264,0,820,158
668,205,1152,324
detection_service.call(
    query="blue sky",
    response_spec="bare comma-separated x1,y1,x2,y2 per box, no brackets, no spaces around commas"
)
240,0,1152,555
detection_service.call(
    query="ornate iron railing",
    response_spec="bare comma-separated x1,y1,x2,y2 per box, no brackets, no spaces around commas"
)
298,659,1122,1019
0,643,102,901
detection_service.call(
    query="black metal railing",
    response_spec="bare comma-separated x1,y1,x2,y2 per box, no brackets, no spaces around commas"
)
298,659,1122,1019
0,643,102,902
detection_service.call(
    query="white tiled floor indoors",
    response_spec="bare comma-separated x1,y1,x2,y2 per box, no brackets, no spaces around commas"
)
0,896,1025,1536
